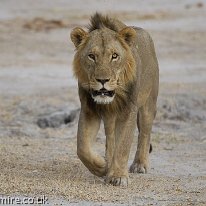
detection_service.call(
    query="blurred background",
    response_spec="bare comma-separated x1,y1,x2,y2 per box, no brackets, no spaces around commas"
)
0,0,206,205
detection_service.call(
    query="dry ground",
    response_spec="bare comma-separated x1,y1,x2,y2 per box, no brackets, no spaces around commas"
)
0,0,206,205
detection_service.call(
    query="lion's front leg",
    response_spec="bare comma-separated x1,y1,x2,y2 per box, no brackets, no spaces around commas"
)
77,109,106,177
105,111,137,186
103,115,116,171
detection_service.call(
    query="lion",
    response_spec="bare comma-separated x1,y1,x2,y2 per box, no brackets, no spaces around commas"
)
70,13,159,186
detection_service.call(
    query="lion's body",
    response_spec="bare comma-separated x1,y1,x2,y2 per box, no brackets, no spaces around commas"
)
70,13,159,186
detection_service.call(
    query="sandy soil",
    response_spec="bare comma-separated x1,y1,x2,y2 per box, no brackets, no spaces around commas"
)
0,0,206,205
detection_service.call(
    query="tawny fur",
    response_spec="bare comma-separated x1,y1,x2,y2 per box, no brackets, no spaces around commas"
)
70,13,159,186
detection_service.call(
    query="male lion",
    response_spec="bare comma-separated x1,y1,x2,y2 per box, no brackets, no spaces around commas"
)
70,13,159,186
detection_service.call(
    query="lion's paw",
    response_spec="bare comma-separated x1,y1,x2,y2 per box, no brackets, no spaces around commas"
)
129,162,147,174
105,176,128,187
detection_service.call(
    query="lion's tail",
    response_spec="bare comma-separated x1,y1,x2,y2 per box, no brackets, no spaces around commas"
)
149,144,152,153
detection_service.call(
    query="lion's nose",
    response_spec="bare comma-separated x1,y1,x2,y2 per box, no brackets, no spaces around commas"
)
96,78,110,85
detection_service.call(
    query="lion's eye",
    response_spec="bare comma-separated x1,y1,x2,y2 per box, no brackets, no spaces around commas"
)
88,53,95,61
112,53,118,60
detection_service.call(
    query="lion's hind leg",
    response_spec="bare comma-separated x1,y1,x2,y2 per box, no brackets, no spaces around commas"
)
130,96,156,174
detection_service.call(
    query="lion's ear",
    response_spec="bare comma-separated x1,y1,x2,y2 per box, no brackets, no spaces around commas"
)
70,27,88,48
119,27,136,46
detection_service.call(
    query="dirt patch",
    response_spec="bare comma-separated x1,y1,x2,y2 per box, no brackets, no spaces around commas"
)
158,94,206,122
23,18,68,31
185,2,204,9
37,109,80,128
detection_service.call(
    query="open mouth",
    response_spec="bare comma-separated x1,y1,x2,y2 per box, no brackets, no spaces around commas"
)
91,89,115,97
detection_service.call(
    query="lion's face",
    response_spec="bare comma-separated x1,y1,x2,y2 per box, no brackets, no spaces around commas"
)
71,27,136,104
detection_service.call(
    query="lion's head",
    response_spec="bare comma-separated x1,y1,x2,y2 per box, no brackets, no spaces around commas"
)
70,13,137,105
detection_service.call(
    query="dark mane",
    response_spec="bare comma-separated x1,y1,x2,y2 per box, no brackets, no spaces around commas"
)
88,13,119,32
